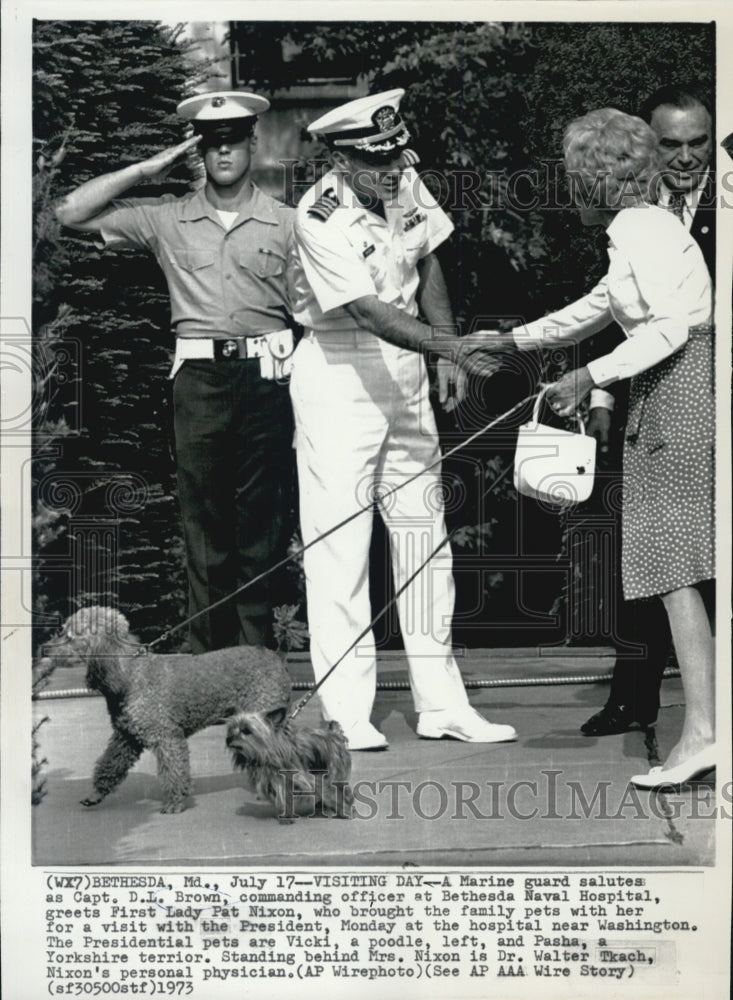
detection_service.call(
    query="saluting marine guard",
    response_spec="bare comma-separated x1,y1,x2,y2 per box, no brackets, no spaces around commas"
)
289,89,518,750
56,91,296,653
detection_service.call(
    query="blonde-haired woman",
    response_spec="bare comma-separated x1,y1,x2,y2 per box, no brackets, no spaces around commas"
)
483,108,715,787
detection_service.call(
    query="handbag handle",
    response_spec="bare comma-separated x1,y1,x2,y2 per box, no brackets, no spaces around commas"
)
532,385,585,434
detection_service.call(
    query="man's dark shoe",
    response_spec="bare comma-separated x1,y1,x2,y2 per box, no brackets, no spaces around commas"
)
581,703,656,736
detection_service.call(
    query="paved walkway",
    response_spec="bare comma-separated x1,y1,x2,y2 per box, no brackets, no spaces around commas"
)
32,650,716,867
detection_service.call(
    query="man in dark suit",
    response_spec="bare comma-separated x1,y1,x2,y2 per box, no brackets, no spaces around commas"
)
581,84,715,736
644,85,715,276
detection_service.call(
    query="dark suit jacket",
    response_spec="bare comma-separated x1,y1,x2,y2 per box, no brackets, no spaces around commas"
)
690,171,716,281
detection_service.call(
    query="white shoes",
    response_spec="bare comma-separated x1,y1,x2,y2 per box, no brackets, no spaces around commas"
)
343,721,388,751
417,707,517,744
630,745,716,789
339,710,518,749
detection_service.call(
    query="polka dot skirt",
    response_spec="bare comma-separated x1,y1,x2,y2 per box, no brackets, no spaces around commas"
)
621,325,715,600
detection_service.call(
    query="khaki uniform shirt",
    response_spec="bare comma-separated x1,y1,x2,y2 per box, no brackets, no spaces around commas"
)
98,185,295,337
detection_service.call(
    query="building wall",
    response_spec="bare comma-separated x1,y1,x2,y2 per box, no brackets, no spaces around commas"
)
173,20,232,87
254,83,367,200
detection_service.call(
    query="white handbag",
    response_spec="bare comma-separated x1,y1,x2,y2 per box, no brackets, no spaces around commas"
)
513,387,597,505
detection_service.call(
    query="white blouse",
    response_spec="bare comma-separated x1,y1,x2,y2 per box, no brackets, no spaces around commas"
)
512,205,713,387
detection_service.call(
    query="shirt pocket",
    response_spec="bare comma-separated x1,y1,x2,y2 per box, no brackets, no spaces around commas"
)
345,233,388,285
403,240,426,267
238,249,286,278
168,249,216,273
363,243,390,284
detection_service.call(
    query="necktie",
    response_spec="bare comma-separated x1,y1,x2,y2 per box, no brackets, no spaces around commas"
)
668,191,686,222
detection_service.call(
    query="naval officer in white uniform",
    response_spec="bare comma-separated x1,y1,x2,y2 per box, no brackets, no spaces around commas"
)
289,89,517,750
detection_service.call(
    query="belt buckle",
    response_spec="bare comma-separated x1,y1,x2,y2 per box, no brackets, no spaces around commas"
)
214,338,243,361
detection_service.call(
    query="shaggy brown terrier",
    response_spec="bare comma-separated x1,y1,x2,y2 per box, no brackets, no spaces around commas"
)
46,606,292,813
226,711,353,822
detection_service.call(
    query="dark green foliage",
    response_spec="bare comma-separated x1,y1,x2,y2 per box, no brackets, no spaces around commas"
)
232,22,442,91
272,603,310,653
33,21,208,650
32,716,50,805
31,649,55,804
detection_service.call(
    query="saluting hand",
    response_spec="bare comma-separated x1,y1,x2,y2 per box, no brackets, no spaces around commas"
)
138,135,202,183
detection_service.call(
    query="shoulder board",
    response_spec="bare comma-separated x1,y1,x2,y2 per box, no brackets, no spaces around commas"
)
307,188,340,222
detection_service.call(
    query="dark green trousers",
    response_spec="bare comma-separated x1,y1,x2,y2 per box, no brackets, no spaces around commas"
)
173,359,293,652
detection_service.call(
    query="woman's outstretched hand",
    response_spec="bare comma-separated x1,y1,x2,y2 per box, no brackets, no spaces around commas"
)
457,341,510,382
463,330,517,351
545,367,596,418
456,330,516,380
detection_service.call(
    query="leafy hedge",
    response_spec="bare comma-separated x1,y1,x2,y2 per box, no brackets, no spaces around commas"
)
33,21,207,648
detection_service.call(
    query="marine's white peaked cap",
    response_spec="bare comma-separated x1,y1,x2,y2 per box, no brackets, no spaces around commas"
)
177,91,270,122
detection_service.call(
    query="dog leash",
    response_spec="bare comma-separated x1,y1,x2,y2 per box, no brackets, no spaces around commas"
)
286,460,515,721
146,392,540,652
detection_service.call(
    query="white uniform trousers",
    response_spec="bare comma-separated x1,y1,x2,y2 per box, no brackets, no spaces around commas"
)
289,331,471,730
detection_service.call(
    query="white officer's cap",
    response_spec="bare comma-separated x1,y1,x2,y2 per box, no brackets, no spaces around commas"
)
176,91,270,122
308,88,411,154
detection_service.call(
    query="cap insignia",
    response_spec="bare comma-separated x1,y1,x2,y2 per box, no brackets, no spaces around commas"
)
212,96,226,108
372,105,397,132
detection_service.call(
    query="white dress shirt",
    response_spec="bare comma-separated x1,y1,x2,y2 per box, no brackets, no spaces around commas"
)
291,167,453,333
656,170,710,231
589,176,711,410
513,204,712,388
